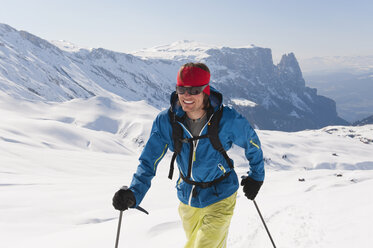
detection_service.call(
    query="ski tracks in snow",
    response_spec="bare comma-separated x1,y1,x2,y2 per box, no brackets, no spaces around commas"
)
146,220,181,238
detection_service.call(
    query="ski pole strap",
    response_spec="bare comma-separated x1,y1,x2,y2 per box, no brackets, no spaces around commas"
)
179,171,231,189
135,205,149,215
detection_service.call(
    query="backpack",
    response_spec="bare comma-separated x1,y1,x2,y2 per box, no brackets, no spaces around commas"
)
167,105,234,189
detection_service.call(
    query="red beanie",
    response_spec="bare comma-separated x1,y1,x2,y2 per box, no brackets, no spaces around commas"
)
177,66,210,95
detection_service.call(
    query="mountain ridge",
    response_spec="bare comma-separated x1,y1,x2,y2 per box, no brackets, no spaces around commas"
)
353,115,373,126
0,23,348,131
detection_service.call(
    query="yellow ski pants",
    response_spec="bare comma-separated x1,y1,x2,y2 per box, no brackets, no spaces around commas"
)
178,192,237,248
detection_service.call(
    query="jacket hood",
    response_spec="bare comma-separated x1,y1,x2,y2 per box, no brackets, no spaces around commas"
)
170,86,223,117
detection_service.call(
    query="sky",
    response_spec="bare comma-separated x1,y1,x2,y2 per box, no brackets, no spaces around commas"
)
0,0,373,61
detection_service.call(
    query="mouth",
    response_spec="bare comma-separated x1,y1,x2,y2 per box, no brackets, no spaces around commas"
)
183,100,194,105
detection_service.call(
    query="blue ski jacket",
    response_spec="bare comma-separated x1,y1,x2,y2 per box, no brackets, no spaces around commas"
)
129,88,265,208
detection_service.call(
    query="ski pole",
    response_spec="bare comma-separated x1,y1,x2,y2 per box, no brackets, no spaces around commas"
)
253,200,277,248
115,211,123,248
114,206,148,248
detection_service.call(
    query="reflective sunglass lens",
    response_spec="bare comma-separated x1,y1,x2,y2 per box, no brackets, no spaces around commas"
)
176,87,186,94
190,88,201,95
176,85,207,95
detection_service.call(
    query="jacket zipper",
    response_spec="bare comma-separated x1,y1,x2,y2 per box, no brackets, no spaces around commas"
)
178,113,215,206
177,123,195,205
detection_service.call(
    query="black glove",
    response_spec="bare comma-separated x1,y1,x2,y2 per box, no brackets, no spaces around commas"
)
241,176,263,200
112,186,136,211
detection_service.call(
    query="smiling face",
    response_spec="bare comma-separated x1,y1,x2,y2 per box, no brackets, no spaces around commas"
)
176,63,211,119
178,89,206,120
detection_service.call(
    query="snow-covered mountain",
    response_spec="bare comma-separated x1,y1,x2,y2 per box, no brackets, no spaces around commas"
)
137,42,349,130
1,92,372,248
132,40,222,61
0,23,174,108
0,23,348,131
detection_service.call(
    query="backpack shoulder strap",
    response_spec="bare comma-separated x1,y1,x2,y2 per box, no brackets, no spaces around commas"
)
207,106,234,169
168,108,184,179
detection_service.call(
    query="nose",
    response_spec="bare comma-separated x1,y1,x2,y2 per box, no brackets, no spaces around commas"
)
183,91,191,97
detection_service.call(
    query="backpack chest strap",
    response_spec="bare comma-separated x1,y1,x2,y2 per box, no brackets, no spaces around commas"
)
181,134,209,143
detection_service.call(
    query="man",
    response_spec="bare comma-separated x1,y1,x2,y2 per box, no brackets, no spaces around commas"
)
113,62,265,248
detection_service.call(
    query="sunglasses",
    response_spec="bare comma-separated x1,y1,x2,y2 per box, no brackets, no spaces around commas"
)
176,85,208,95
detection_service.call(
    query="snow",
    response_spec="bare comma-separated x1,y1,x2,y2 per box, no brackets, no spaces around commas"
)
2,24,346,132
50,40,89,53
231,98,257,107
0,25,177,107
1,92,373,248
131,40,256,61
289,110,300,118
290,92,311,112
131,40,220,61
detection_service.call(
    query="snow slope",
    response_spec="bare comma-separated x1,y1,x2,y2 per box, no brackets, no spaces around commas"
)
1,93,373,248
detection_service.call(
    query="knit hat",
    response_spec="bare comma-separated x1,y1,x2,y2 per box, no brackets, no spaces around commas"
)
177,66,210,95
